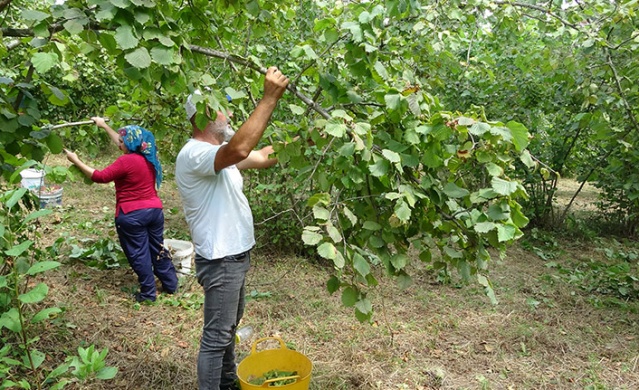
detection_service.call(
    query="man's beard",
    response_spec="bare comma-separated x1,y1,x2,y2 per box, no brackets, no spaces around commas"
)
224,125,235,142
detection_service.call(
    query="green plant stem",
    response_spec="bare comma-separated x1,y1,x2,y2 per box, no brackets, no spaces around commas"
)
14,267,41,389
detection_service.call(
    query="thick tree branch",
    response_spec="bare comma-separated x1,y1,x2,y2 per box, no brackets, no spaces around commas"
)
6,39,20,50
0,0,13,13
189,45,331,120
1,22,106,38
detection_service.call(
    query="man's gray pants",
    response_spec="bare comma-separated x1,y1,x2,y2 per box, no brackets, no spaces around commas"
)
195,251,250,390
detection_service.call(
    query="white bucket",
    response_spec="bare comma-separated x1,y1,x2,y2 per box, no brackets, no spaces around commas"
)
20,169,45,190
39,187,63,208
164,239,194,274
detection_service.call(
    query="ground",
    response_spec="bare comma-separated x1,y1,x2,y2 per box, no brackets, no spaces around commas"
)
19,154,639,389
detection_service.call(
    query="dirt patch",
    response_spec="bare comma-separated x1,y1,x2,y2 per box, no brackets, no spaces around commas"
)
18,155,639,389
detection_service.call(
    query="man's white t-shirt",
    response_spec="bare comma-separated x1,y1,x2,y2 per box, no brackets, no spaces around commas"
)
175,139,255,259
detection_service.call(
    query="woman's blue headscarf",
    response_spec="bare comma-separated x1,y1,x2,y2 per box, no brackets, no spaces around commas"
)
118,125,163,189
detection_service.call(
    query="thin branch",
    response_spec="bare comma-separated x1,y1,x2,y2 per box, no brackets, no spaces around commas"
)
609,32,639,50
605,49,639,134
494,1,581,31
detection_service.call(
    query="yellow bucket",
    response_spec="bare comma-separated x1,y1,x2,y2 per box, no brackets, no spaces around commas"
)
237,336,312,390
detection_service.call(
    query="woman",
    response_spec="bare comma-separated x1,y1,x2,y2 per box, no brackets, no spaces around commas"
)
65,116,178,302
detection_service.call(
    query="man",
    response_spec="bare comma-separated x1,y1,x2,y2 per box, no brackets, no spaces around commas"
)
175,67,289,390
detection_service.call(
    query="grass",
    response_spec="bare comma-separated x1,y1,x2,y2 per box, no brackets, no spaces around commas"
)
22,154,639,389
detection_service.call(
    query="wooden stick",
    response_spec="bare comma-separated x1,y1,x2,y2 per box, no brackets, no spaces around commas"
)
50,119,108,130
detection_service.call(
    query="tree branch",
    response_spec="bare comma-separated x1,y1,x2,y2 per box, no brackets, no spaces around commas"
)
2,21,107,38
494,1,581,31
189,45,331,120
0,0,13,13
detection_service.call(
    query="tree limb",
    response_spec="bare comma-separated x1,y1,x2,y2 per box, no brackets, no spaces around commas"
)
494,1,581,31
2,21,107,38
0,0,13,14
189,45,331,120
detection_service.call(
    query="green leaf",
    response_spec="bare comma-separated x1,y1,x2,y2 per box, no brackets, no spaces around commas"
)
23,209,52,224
22,10,50,22
474,222,496,233
342,206,357,226
485,163,503,177
506,121,530,151
312,205,330,220
289,104,305,115
511,203,529,228
27,261,61,276
362,221,382,230
390,254,408,271
115,26,139,50
0,309,21,332
394,201,411,222
382,149,400,163
46,133,64,153
96,367,118,380
326,276,340,294
341,21,362,42
6,240,33,257
497,224,517,242
302,227,323,246
519,150,535,169
47,86,70,106
326,223,342,243
353,253,370,277
110,0,131,8
150,46,174,65
324,121,347,137
31,52,59,74
317,242,337,260
31,350,46,369
6,188,28,209
369,158,389,177
306,193,330,207
478,274,497,305
469,122,491,136
373,61,389,80
354,297,372,314
334,251,345,268
18,283,49,304
491,177,519,196
63,19,86,35
31,307,62,323
443,182,470,198
384,94,401,110
125,47,152,69
341,287,357,307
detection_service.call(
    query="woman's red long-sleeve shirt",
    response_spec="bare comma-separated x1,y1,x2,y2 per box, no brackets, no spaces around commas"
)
91,153,162,217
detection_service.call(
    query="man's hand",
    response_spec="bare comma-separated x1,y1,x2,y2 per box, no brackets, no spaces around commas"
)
262,67,289,103
91,116,107,129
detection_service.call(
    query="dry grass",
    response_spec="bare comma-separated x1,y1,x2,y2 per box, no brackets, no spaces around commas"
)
25,155,639,389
